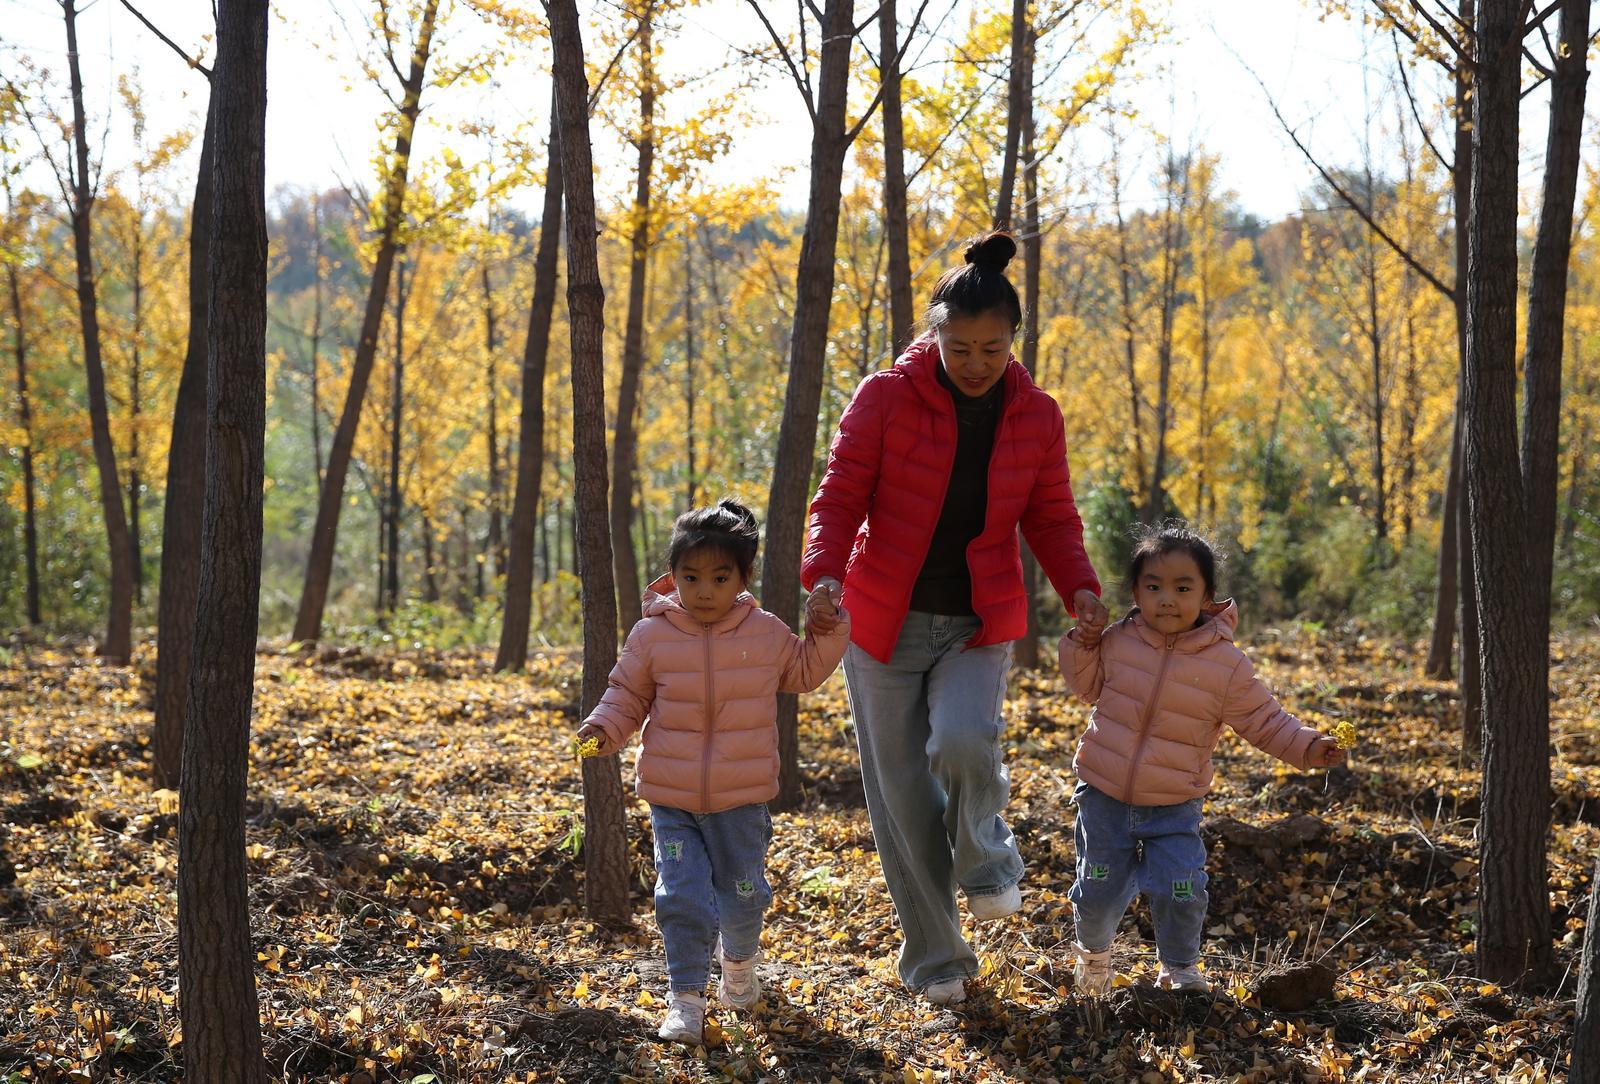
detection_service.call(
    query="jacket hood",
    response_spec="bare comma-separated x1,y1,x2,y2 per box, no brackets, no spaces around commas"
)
641,572,757,633
896,334,1034,412
1125,598,1238,651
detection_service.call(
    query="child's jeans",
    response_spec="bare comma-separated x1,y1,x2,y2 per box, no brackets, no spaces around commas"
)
1068,781,1209,967
649,802,773,993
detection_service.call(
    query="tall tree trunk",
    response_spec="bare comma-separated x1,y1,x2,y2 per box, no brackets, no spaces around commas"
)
130,234,145,604
63,0,135,663
422,511,439,602
496,97,563,673
994,0,1027,228
483,258,504,591
1109,140,1147,503
176,0,269,1074
1400,312,1420,540
684,228,698,506
1015,25,1041,670
1573,855,1600,1084
550,0,633,926
1365,227,1388,549
880,0,913,357
153,101,215,787
292,0,438,643
385,253,408,615
1466,0,1561,988
611,4,656,624
7,260,42,627
1144,153,1185,525
310,193,324,490
1427,0,1473,682
763,0,858,812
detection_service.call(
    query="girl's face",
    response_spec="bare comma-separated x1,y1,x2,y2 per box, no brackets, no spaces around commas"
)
1135,550,1213,635
936,310,1014,398
674,549,745,624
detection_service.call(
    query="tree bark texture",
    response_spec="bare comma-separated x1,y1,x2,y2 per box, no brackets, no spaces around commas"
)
496,98,563,673
1015,25,1042,670
1464,0,1552,987
292,0,438,643
550,0,634,926
880,0,913,358
153,100,215,788
6,256,42,627
64,0,136,663
611,4,656,624
760,0,857,812
175,0,269,1076
994,0,1027,228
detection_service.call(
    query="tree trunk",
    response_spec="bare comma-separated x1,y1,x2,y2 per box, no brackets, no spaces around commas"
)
483,258,505,590
994,0,1027,228
1573,856,1600,1084
610,4,656,625
153,101,214,788
63,0,135,663
310,192,324,489
1144,153,1185,525
1465,0,1551,987
176,0,269,1075
550,0,634,927
762,0,857,812
130,234,145,604
496,97,562,673
292,0,438,643
1427,0,1473,682
1365,228,1387,549
880,0,913,357
422,511,439,602
6,254,42,627
1015,25,1041,670
1109,140,1147,503
684,228,698,506
385,253,407,615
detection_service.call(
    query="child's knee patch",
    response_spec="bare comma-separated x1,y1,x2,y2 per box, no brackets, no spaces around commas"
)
660,839,684,862
1085,863,1111,881
735,878,756,898
1170,878,1195,901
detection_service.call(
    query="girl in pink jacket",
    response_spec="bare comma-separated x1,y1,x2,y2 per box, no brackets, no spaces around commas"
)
1058,525,1345,996
577,499,848,1044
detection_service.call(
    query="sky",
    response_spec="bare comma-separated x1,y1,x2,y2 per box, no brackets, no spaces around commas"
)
0,0,1557,225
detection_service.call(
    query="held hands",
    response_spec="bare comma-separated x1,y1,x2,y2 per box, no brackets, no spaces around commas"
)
1307,736,1347,769
806,579,846,635
1072,588,1109,646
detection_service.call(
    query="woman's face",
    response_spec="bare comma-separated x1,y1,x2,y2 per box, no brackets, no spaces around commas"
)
936,310,1014,398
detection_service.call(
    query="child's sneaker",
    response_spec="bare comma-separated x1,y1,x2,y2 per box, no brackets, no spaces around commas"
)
967,883,1022,921
658,992,706,1043
1073,944,1112,997
923,976,967,1006
1157,961,1210,994
718,943,762,1010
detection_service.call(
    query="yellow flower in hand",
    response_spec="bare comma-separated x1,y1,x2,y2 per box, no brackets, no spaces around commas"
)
575,735,604,759
1331,721,1358,750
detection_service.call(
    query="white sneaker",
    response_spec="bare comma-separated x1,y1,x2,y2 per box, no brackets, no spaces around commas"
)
658,992,706,1043
1158,961,1210,993
967,883,1022,921
924,976,967,1006
1073,945,1112,997
718,945,762,1009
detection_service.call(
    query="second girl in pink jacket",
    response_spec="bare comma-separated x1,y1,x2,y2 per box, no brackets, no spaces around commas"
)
578,499,848,1045
1058,525,1344,997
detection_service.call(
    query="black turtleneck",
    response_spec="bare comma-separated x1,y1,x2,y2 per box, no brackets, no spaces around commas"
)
909,364,1005,616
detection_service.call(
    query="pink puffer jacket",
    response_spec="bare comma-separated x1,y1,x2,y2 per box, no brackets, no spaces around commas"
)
1058,601,1325,806
583,574,850,813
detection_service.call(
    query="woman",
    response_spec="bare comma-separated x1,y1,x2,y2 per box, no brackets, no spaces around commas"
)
802,231,1106,1005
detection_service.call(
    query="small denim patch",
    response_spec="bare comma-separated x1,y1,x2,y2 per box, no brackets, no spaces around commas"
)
662,840,683,862
735,878,755,898
1171,879,1195,900
1086,864,1111,881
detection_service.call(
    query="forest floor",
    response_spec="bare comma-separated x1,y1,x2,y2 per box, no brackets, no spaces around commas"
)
0,627,1595,1083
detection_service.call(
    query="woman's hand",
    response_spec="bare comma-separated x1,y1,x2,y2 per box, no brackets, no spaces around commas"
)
806,582,845,634
1073,589,1108,632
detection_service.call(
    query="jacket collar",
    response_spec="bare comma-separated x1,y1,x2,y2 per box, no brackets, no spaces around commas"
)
642,572,757,634
1124,598,1239,651
896,333,1032,413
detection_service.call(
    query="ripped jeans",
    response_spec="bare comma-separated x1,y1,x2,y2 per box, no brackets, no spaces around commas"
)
1068,781,1208,966
649,802,773,993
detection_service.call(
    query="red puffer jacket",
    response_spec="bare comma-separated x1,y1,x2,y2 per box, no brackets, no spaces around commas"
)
801,336,1100,663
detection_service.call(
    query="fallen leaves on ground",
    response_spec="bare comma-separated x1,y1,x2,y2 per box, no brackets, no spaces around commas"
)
0,627,1592,1082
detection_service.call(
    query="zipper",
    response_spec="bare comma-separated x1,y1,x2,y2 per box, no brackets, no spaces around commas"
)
1123,634,1177,803
965,383,1016,650
700,623,714,810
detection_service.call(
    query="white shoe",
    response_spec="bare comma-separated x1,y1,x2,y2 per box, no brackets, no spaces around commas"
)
1073,945,1112,997
967,883,1022,921
924,976,967,1006
658,992,706,1043
1158,961,1210,993
718,945,762,1010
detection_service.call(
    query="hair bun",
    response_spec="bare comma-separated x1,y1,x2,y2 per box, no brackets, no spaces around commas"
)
964,231,1017,273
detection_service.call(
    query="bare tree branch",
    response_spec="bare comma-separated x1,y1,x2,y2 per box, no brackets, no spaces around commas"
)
1384,0,1472,69
1392,29,1453,172
1523,0,1564,38
117,0,212,77
844,0,932,144
746,0,816,121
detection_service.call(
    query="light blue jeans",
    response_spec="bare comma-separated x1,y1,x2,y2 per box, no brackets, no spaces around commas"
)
1068,781,1209,966
843,611,1022,992
649,802,773,993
